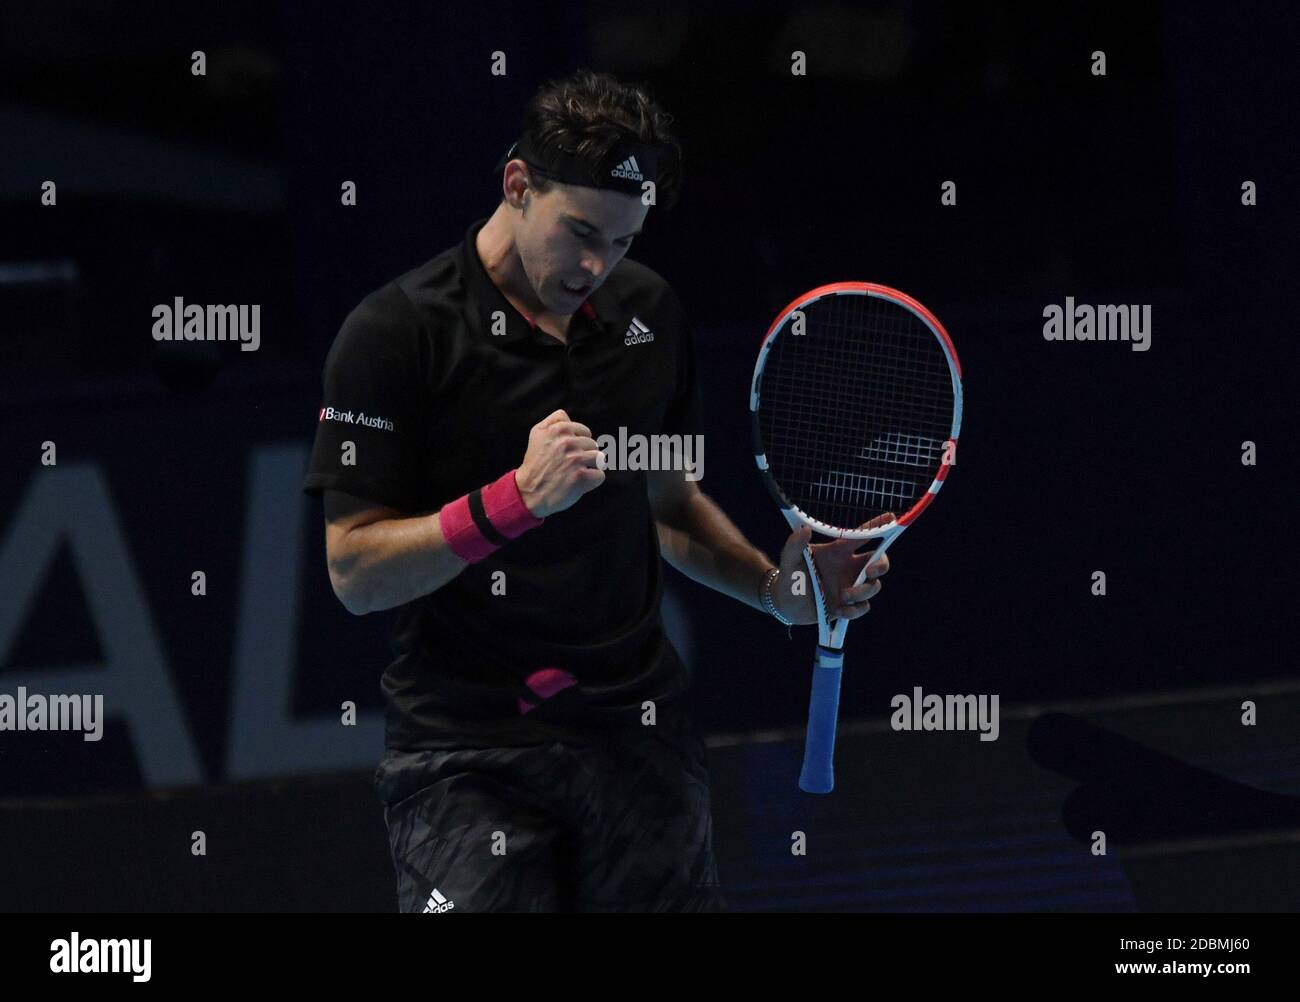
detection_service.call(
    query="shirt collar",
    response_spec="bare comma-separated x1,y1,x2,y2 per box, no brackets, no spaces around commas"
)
459,217,611,345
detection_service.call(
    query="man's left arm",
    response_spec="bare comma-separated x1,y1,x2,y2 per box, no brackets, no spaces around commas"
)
649,473,776,615
648,470,890,626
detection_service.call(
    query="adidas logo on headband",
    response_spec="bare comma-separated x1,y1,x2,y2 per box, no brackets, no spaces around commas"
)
610,156,644,182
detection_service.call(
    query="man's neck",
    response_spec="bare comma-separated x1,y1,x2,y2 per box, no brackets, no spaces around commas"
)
476,205,572,342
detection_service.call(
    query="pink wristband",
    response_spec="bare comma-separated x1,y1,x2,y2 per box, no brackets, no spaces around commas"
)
439,469,544,563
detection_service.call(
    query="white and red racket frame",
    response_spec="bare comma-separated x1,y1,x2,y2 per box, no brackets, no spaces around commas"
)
749,281,963,792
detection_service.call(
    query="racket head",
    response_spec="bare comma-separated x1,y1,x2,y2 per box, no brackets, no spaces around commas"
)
750,282,962,539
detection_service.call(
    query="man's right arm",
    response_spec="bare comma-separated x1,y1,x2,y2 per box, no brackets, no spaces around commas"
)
324,490,468,616
323,409,604,616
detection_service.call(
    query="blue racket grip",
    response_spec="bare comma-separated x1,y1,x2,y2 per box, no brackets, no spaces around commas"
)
798,646,844,794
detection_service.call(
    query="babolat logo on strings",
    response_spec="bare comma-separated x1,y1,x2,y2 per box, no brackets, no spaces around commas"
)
624,317,654,345
610,155,644,181
318,406,394,431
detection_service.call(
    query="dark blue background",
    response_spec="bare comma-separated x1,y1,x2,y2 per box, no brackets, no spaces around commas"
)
1,0,1295,796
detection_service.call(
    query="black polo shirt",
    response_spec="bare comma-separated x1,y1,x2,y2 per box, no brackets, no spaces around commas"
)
303,217,704,750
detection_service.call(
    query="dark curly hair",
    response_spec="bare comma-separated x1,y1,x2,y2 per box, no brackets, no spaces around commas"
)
511,69,683,209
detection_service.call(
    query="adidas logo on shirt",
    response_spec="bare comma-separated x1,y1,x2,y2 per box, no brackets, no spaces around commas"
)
610,156,644,181
623,317,655,345
422,887,455,913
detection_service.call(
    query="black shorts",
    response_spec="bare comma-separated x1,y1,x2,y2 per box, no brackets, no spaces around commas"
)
373,709,727,913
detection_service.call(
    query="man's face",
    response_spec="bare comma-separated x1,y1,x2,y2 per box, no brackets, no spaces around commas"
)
514,175,648,314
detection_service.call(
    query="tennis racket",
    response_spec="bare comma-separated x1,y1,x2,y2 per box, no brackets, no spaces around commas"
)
750,282,963,793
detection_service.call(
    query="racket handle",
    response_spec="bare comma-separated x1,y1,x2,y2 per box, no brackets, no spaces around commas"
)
798,646,844,794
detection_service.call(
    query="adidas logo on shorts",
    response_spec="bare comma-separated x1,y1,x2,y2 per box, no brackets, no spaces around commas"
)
422,887,456,913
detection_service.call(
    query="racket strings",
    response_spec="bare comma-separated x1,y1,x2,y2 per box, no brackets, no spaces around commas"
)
757,293,955,530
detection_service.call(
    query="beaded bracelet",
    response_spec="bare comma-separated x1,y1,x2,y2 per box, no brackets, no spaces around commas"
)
760,566,794,626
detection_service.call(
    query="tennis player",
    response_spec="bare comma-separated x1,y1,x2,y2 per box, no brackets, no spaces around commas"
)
303,69,891,912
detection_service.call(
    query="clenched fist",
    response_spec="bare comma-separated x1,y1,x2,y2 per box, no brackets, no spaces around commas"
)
515,409,605,518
